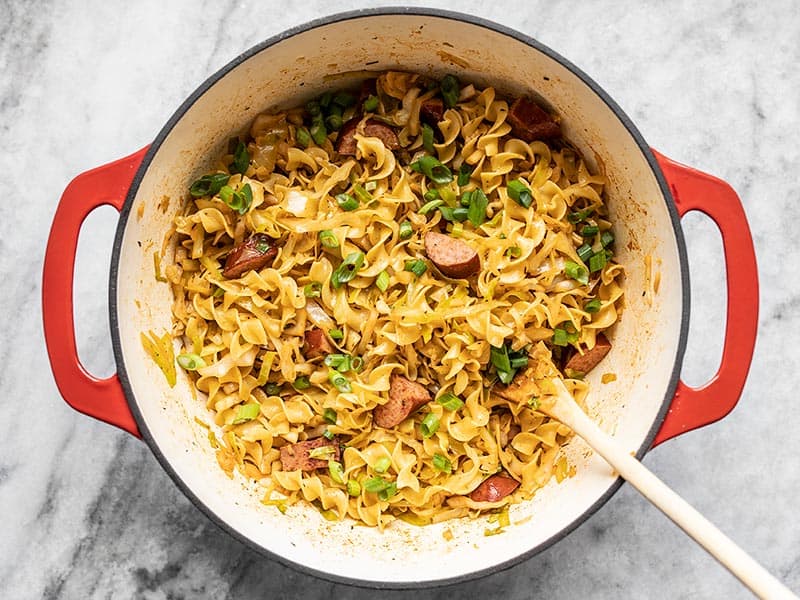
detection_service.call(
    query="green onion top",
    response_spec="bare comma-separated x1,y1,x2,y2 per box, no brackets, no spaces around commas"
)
585,298,602,313
310,121,327,145
468,188,489,227
422,123,435,154
292,376,311,390
411,155,453,184
576,243,593,264
398,220,414,239
231,141,250,175
353,183,372,204
364,476,391,493
323,429,335,440
296,126,311,148
507,179,533,208
328,328,344,340
346,479,361,496
601,230,615,248
331,252,365,289
328,369,352,393
490,342,528,384
420,413,440,438
404,259,428,277
375,270,390,292
432,453,452,473
319,230,339,249
328,460,345,484
335,193,359,211
323,407,337,424
189,173,230,198
552,322,579,347
176,353,206,371
308,446,336,460
565,261,589,285
589,251,606,273
568,207,593,224
457,163,472,186
418,199,444,215
423,188,440,201
303,282,322,298
441,74,460,108
581,224,599,237
232,402,260,424
436,392,464,411
373,457,391,473
223,183,253,215
363,95,379,112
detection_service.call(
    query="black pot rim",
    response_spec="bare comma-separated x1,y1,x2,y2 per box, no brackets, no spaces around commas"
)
109,6,690,591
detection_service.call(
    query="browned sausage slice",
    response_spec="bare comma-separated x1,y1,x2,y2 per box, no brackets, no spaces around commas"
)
424,231,480,278
336,118,400,156
279,436,341,471
373,374,431,428
222,233,278,278
304,327,333,359
469,474,520,502
564,333,612,375
420,98,444,126
507,97,561,142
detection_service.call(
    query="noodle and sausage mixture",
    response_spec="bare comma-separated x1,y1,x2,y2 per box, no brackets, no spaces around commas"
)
159,71,624,528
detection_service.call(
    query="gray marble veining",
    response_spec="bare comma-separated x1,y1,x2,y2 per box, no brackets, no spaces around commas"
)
3,0,800,597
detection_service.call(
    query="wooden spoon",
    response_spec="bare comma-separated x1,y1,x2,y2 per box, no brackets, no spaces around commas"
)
544,378,795,599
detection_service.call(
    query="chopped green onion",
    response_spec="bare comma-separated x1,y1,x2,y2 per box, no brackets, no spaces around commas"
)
553,323,579,347
296,127,311,148
318,92,332,108
460,190,473,207
418,199,444,215
363,94,379,112
436,392,464,411
424,188,440,201
326,114,343,131
432,453,452,473
333,91,355,108
335,192,359,211
373,457,391,473
232,402,260,424
189,173,230,198
319,230,339,248
581,224,599,237
375,270,390,292
224,183,253,215
364,477,391,493
510,355,529,369
457,163,472,186
411,155,453,184
507,179,533,208
589,251,607,273
310,122,327,145
568,207,593,223
231,141,250,175
213,286,225,298
323,408,337,424
420,413,440,438
176,353,206,371
528,396,540,410
328,370,352,393
303,282,322,298
506,246,522,258
308,446,336,460
439,206,469,222
422,123,435,153
306,99,321,116
601,230,615,248
441,74,460,108
293,376,311,390
328,328,344,340
565,368,585,380
351,356,364,372
255,238,271,253
346,479,361,496
468,188,488,227
490,344,512,373
219,185,233,204
328,460,345,484
576,243,593,264
324,353,353,372
378,482,398,501
353,183,372,204
497,369,515,385
264,383,283,396
323,429,335,440
565,261,589,285
585,298,602,313
330,252,365,288
404,259,427,277
399,220,414,239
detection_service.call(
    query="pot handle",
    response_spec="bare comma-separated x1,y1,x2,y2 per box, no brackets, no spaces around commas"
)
651,150,758,446
43,148,149,438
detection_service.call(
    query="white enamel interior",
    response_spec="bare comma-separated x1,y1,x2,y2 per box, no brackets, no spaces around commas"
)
114,13,685,585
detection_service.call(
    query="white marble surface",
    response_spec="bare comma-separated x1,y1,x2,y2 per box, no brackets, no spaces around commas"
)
3,0,799,597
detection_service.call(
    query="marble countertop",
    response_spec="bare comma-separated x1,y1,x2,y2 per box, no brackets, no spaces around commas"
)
3,0,799,597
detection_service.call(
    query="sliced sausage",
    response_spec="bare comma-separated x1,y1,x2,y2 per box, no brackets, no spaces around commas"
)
469,474,520,502
336,118,400,156
373,374,431,429
424,231,480,278
507,97,561,142
304,327,333,359
564,333,612,375
279,436,341,471
222,233,278,278
420,98,444,126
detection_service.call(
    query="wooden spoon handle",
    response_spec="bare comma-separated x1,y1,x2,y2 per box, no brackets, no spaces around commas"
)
550,382,795,599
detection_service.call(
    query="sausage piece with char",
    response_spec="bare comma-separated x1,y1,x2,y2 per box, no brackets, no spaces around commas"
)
420,98,445,126
373,374,432,429
507,97,561,142
280,436,341,471
222,233,278,279
469,473,520,502
564,333,612,375
424,231,480,278
336,118,400,156
304,327,333,359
